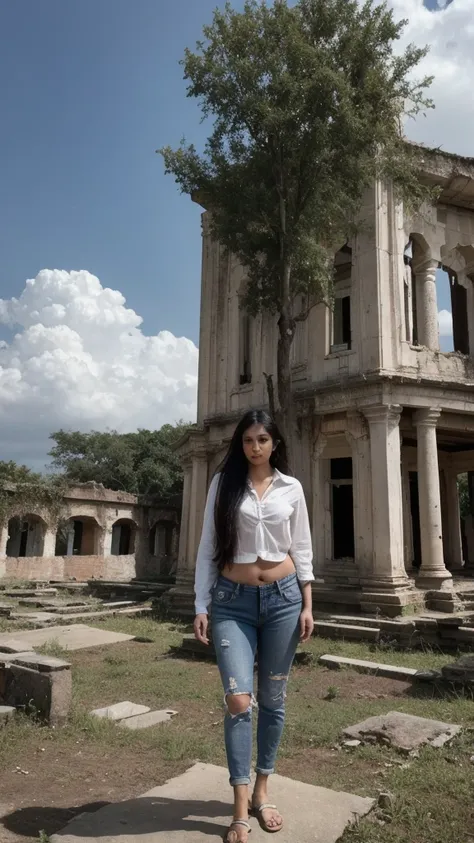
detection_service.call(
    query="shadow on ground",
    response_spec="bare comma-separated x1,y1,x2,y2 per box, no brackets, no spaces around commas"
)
2,797,234,839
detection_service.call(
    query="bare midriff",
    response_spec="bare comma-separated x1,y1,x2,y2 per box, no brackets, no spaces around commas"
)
221,554,296,585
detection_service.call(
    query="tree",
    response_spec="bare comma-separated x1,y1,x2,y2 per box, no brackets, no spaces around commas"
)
160,0,434,450
48,423,191,499
0,461,42,486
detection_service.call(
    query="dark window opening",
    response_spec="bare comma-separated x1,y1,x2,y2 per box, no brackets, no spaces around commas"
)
409,472,421,569
331,457,353,481
239,309,252,385
445,267,469,355
331,458,354,559
332,485,355,559
333,296,351,348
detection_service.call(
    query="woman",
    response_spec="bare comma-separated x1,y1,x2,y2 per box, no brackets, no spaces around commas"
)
194,409,314,843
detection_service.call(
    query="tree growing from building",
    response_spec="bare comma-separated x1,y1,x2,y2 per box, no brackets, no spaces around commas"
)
160,0,435,453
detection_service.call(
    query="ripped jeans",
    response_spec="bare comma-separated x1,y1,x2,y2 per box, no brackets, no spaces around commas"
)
211,572,302,787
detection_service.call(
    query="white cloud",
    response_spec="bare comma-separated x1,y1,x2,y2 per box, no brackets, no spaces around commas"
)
0,270,198,467
438,308,454,336
386,0,474,156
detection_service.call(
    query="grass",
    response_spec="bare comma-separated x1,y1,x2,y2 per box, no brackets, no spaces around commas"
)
1,615,473,843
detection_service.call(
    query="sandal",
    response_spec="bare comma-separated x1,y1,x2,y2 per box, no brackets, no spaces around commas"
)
223,819,252,842
250,803,283,834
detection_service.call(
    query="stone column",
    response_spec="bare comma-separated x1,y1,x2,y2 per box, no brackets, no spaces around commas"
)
0,523,8,557
176,461,193,584
414,259,440,351
66,524,75,556
43,526,57,558
414,409,452,589
0,523,8,577
362,405,408,586
187,453,209,572
444,471,464,573
345,412,372,579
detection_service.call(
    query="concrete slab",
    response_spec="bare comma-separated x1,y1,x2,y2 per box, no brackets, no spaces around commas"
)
343,711,461,751
91,702,151,721
319,654,418,681
52,763,374,843
0,639,37,654
118,709,178,730
0,624,135,652
0,651,36,664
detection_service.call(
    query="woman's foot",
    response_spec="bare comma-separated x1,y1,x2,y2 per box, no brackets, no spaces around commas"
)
251,798,283,833
224,819,251,842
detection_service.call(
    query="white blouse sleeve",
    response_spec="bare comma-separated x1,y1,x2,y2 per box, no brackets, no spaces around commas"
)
290,482,315,583
194,474,220,615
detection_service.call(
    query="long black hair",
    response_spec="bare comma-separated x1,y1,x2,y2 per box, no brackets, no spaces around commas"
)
213,409,289,571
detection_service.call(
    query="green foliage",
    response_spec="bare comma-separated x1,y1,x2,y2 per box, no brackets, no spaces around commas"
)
160,0,435,430
0,461,67,526
48,423,191,499
161,0,433,315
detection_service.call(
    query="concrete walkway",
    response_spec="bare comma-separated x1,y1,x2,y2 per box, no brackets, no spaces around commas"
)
52,763,374,843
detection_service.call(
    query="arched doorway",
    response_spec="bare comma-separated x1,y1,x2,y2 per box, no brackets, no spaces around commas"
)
56,516,101,556
111,519,136,555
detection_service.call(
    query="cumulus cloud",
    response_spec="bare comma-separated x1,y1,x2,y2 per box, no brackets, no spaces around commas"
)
0,270,198,467
438,308,454,337
386,0,474,156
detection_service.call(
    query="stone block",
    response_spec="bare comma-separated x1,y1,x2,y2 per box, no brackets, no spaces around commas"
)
314,622,380,642
2,659,72,726
118,709,178,730
441,654,474,684
343,711,461,752
319,654,418,681
12,654,71,672
0,705,16,724
0,639,36,654
91,702,151,721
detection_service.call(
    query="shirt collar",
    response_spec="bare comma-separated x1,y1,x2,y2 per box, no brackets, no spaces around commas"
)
247,467,293,488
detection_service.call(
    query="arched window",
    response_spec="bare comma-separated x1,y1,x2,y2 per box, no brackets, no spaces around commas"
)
239,308,252,385
111,519,136,555
55,516,101,556
331,245,352,352
6,515,46,557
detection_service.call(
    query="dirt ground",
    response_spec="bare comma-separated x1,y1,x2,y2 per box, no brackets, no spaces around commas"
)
1,619,473,843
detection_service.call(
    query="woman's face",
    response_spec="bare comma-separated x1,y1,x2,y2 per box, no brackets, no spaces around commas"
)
242,423,274,466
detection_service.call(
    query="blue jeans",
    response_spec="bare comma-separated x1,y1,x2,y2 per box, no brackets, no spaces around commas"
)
211,572,302,787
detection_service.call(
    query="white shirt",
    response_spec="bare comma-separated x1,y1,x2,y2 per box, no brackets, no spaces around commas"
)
194,468,314,614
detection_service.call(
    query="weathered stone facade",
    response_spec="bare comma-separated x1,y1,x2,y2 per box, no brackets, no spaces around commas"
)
170,146,474,618
0,484,180,583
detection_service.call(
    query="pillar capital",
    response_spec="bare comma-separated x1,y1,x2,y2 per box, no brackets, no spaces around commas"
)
363,404,402,430
345,410,369,443
414,408,441,428
412,257,439,278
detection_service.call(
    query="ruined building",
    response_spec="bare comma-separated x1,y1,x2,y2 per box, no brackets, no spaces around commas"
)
170,146,474,618
0,484,179,582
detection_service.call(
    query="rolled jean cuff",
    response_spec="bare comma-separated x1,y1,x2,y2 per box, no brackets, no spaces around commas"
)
229,776,251,786
255,766,274,776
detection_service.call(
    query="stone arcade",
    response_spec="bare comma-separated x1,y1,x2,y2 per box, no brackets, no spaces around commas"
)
0,483,179,583
169,146,474,619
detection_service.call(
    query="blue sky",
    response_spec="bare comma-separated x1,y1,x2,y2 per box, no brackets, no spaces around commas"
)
0,0,242,346
0,0,453,348
0,0,470,465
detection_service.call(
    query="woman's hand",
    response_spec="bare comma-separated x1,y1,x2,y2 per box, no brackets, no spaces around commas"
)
299,608,314,643
194,613,210,645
